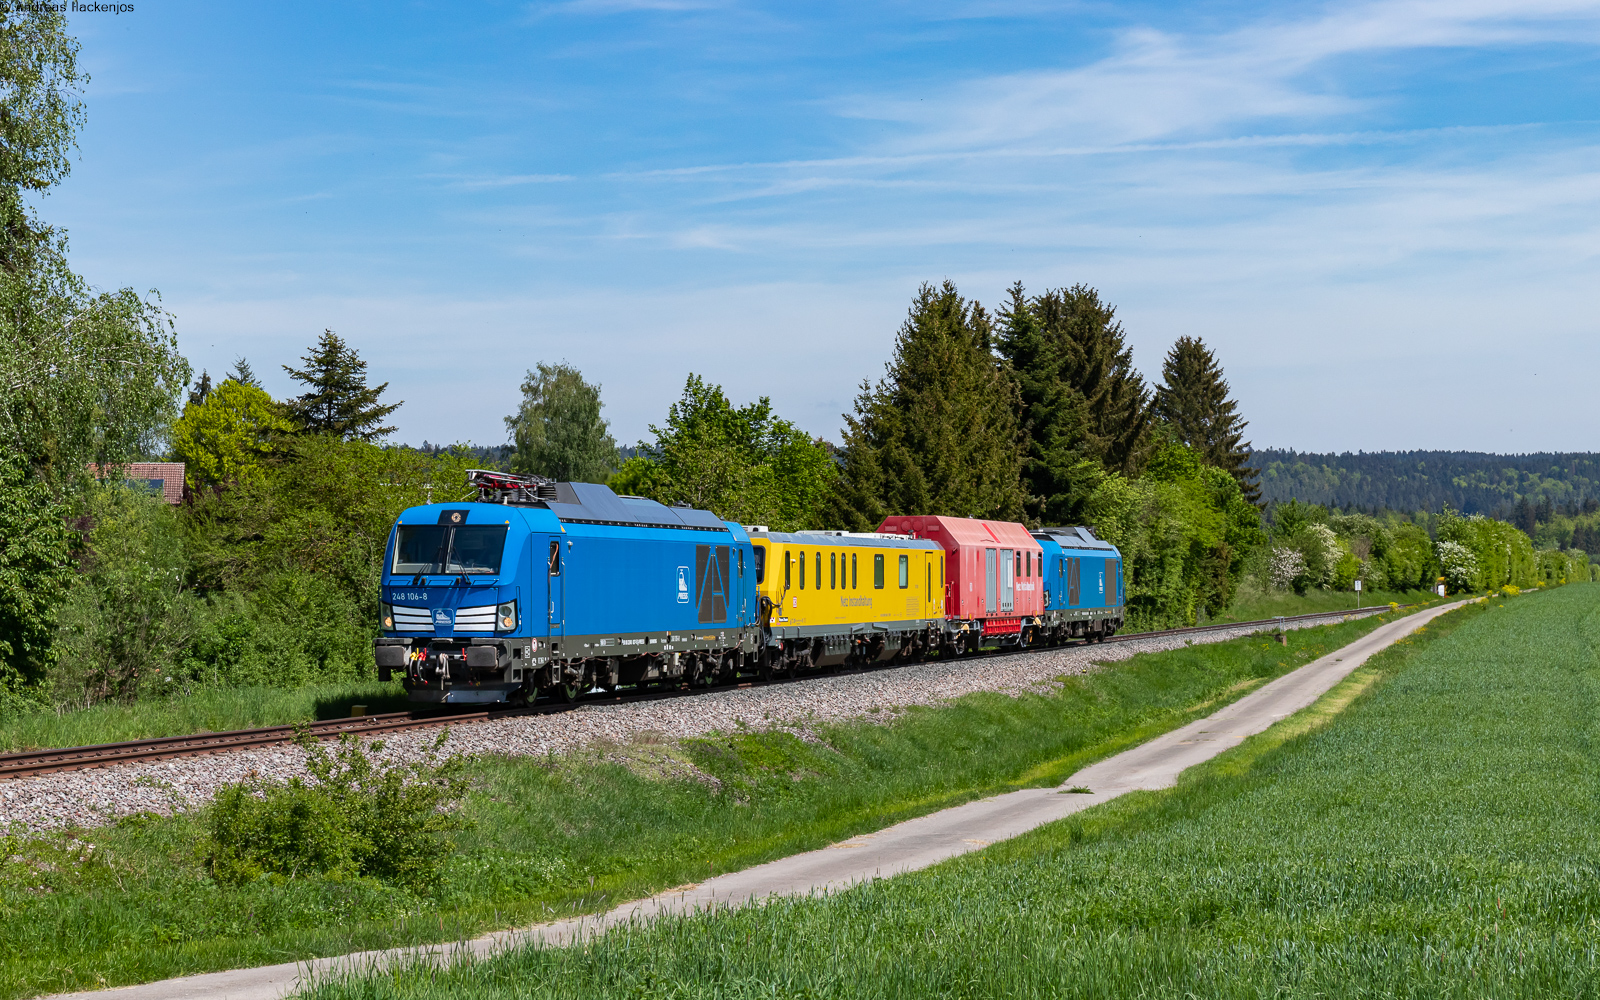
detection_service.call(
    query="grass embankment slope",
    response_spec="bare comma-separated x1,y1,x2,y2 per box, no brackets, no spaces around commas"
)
304,585,1598,1000
0,611,1420,998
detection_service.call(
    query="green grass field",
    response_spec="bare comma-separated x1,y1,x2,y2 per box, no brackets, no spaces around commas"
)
0,610,1422,998
297,585,1598,1000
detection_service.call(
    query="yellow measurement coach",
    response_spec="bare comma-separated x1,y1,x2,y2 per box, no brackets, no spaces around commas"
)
746,528,945,675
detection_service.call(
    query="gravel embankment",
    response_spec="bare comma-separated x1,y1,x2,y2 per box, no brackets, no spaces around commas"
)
0,614,1384,832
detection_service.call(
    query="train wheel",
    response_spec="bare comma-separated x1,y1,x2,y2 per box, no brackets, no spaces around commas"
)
543,681,579,703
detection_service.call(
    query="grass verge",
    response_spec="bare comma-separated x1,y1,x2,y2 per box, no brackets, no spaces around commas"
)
0,680,411,753
1212,583,1438,624
1,606,1428,998
297,585,1597,999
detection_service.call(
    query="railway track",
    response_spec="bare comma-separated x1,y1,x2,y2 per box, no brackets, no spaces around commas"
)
0,603,1411,780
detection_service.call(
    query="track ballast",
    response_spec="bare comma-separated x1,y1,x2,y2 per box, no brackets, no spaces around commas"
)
0,605,1408,780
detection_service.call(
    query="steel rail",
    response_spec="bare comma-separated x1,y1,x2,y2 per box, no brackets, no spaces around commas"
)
0,602,1416,780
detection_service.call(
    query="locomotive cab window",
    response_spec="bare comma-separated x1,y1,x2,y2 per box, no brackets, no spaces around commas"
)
898,554,909,589
393,525,509,576
547,538,560,576
874,554,885,589
753,545,765,584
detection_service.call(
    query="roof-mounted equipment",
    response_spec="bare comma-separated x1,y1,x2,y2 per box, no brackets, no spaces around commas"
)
466,469,558,505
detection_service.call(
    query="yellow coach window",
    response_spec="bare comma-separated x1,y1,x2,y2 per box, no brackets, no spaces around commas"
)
851,552,858,589
785,551,792,590
815,552,821,590
874,553,885,589
798,551,805,590
898,553,909,588
830,551,837,589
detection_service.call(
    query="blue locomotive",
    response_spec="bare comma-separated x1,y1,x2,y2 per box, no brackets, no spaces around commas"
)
1031,526,1126,642
374,471,760,704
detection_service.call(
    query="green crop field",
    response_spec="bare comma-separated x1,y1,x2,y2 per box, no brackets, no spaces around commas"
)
0,611,1419,998
299,586,1600,1000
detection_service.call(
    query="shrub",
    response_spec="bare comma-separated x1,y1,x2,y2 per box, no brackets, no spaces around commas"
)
1384,522,1436,590
51,483,195,706
1435,540,1478,594
206,731,469,892
1268,546,1306,591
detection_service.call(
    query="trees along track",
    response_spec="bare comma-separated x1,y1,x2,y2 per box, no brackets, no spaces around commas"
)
0,605,1409,780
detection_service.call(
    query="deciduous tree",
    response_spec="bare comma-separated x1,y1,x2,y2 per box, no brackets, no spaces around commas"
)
0,10,189,486
0,456,74,698
613,374,835,531
504,362,618,484
170,378,294,488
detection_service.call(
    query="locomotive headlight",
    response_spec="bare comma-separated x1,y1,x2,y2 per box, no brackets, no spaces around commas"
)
497,602,517,630
382,603,394,629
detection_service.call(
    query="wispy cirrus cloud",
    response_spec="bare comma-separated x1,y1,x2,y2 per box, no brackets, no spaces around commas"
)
846,0,1600,151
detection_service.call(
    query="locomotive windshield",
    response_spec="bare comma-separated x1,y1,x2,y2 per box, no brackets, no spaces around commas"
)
392,525,509,575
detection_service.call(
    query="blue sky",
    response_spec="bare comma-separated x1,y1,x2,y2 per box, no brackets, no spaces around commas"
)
49,0,1600,452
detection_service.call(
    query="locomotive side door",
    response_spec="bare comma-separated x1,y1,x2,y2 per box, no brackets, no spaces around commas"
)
546,536,564,641
984,547,997,615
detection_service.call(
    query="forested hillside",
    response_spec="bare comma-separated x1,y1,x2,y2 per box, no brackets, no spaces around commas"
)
1253,450,1600,514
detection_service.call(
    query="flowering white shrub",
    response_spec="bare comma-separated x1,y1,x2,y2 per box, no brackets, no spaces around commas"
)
1269,547,1307,590
1305,523,1341,588
1436,540,1478,593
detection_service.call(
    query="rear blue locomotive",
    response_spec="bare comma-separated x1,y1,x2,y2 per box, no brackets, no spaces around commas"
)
1031,526,1126,642
374,472,759,704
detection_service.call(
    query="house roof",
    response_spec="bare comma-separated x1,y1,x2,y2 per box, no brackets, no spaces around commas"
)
89,462,185,504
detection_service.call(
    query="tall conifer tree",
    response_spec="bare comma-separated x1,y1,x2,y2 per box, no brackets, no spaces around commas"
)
995,283,1102,524
282,330,401,441
829,281,1025,529
1030,285,1151,476
1151,335,1259,503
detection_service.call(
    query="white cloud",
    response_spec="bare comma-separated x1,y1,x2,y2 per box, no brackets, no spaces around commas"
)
847,0,1600,150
